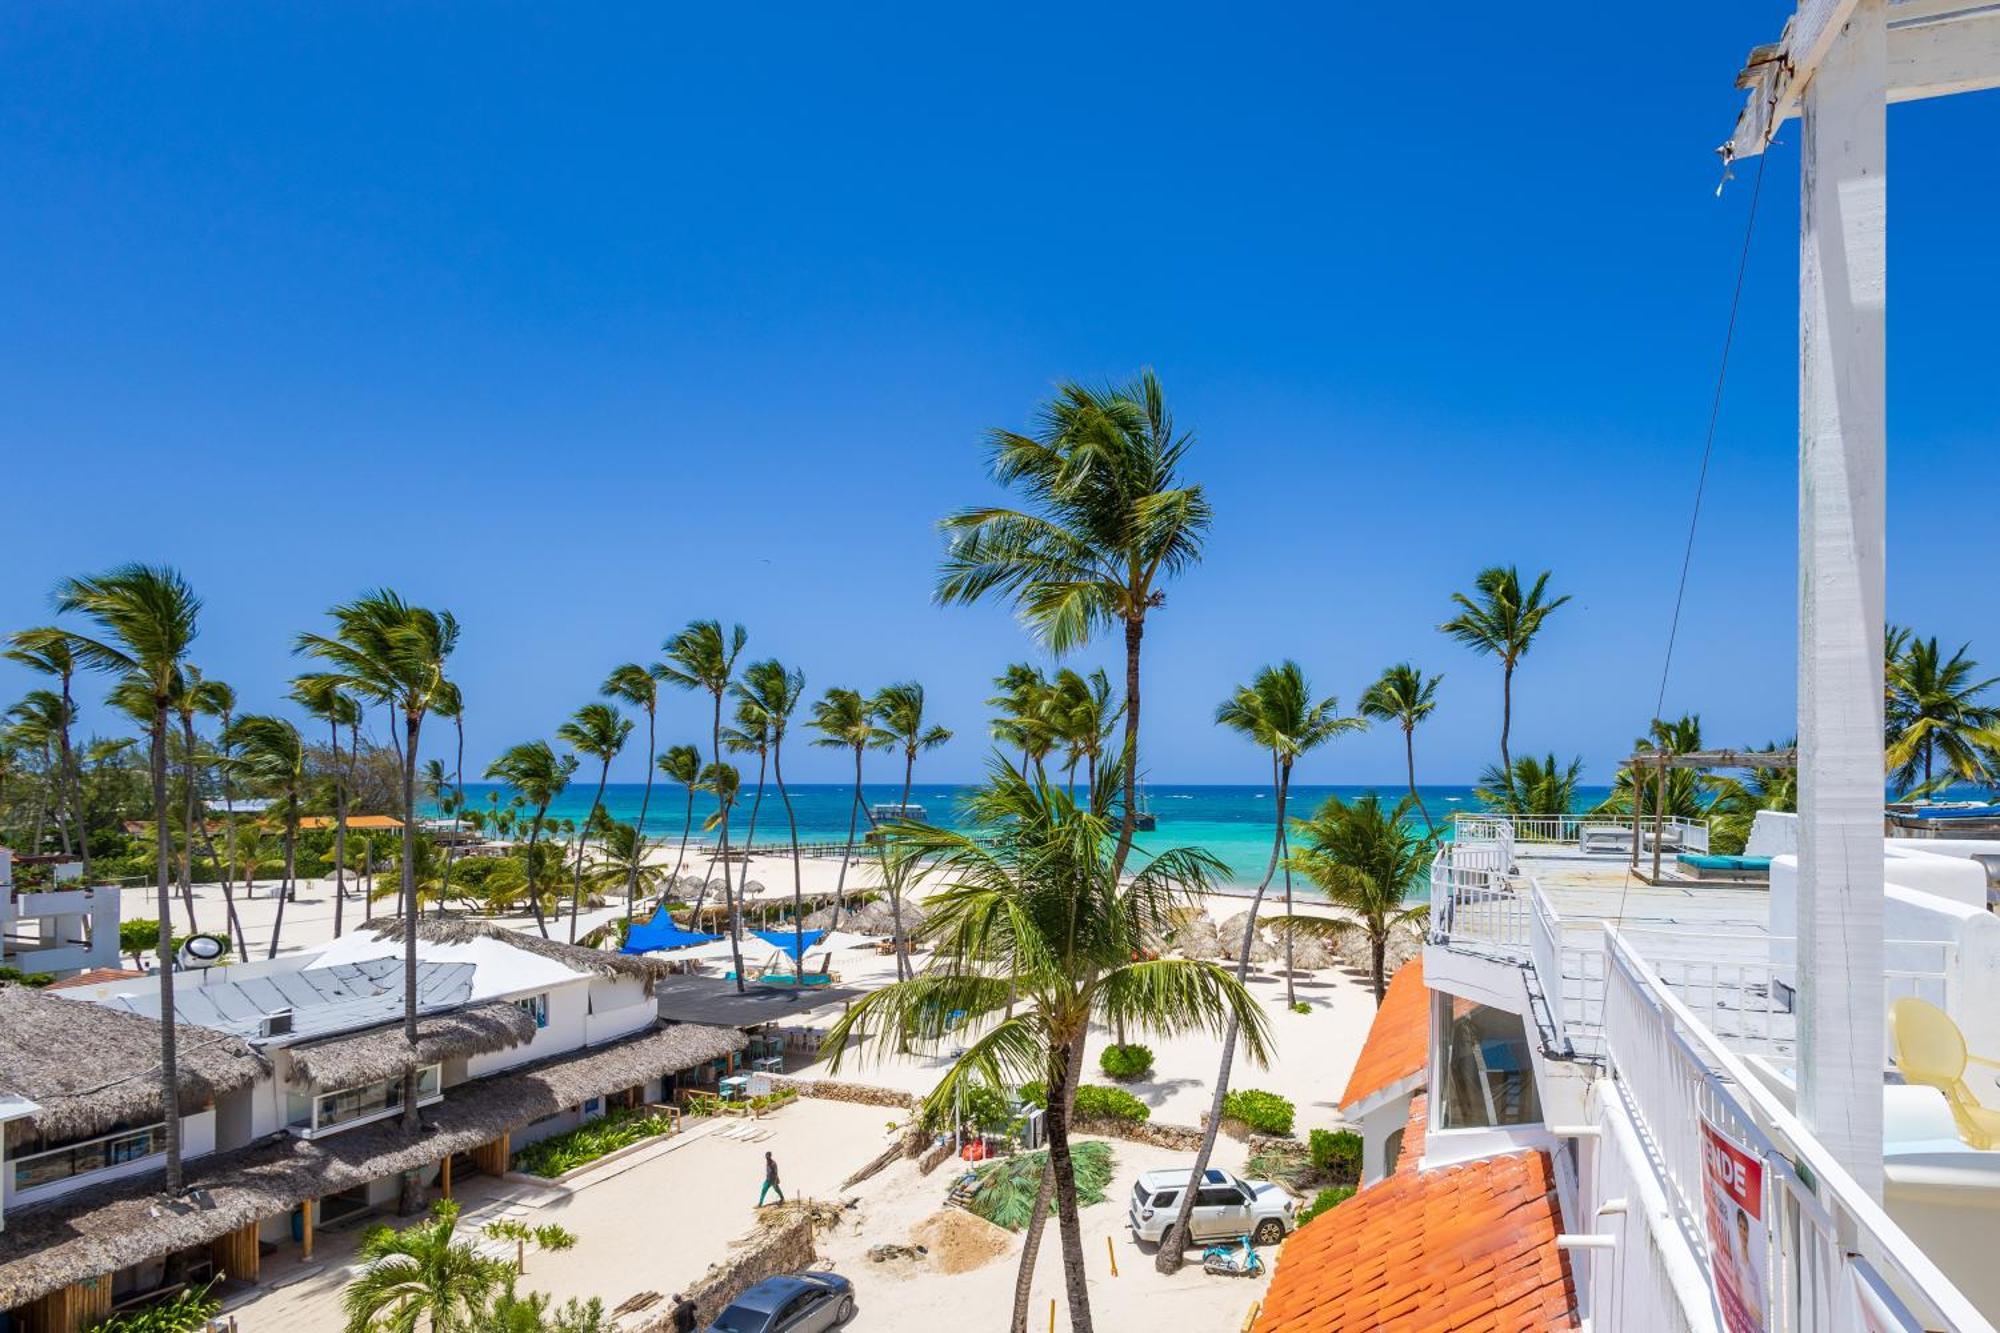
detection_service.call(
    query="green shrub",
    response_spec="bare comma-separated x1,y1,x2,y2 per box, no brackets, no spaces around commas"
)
1097,1043,1155,1081
1289,1001,1312,1015
970,1142,1116,1230
1222,1088,1295,1136
1073,1085,1150,1124
1296,1186,1355,1227
958,1083,1017,1134
0,967,55,987
511,1108,676,1177
1308,1128,1362,1177
87,1280,220,1332
1019,1080,1047,1109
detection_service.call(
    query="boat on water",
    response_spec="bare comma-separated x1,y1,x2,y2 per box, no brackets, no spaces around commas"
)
1130,787,1157,832
869,801,926,823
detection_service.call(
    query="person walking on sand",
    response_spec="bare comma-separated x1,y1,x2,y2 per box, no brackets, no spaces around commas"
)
758,1150,785,1206
671,1292,698,1333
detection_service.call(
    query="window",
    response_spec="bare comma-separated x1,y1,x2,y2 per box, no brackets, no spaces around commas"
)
1439,999,1541,1129
13,1123,167,1192
291,1064,444,1135
514,993,550,1029
1150,1189,1180,1209
1195,1186,1241,1208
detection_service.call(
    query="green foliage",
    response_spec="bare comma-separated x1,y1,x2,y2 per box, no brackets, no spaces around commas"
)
1073,1084,1150,1123
969,1141,1116,1230
1243,1142,1315,1193
484,1219,577,1252
1096,1042,1154,1081
954,1082,1017,1134
0,966,55,987
1289,1001,1311,1015
1296,1186,1355,1227
482,1274,611,1333
509,1109,676,1178
86,1280,219,1333
1308,1128,1362,1176
117,918,229,961
1222,1088,1295,1136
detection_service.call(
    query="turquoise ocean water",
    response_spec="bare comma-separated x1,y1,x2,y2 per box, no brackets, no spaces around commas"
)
450,781,1616,890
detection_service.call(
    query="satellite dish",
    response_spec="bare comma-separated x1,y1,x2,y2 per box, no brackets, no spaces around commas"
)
177,933,229,969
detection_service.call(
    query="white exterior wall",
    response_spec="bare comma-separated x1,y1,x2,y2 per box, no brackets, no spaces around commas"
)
466,976,590,1078
3,1108,216,1211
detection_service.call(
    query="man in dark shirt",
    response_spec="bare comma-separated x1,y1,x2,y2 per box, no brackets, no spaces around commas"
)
758,1150,785,1206
671,1293,698,1333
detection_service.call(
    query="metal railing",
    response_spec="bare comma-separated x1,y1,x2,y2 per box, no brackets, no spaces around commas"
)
1429,845,1527,953
1451,811,1713,856
1601,926,1992,1332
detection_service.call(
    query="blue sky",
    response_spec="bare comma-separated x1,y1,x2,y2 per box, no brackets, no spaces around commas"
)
4,4,1997,787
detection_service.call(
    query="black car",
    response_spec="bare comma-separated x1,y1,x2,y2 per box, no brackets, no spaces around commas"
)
704,1272,856,1333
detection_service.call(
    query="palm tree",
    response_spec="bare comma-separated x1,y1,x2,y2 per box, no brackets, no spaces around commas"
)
484,741,578,937
296,590,459,1140
721,696,772,928
582,820,669,916
191,677,249,959
824,764,1268,1333
52,564,201,1192
939,371,1210,879
1159,663,1363,1272
1594,715,1705,876
1440,566,1570,772
1359,663,1443,832
1052,667,1117,795
1886,634,2000,795
341,1200,512,1333
1477,753,1586,816
4,692,71,859
987,663,1055,778
655,744,703,887
169,665,219,933
690,761,741,927
431,680,466,911
870,682,952,980
5,629,91,881
739,660,807,983
602,663,662,921
657,621,749,991
809,687,888,932
225,715,308,959
1285,793,1435,1002
1705,742,1797,854
292,676,362,939
555,703,632,942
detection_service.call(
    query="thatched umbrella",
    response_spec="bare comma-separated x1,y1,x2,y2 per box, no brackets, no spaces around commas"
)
677,874,706,895
1284,932,1334,971
1332,925,1420,977
1171,920,1221,960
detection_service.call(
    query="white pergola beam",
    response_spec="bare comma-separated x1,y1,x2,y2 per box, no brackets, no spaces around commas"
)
1723,0,2000,158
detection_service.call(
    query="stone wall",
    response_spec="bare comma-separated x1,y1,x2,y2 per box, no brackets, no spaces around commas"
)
1069,1115,1295,1157
762,1073,916,1110
630,1214,817,1333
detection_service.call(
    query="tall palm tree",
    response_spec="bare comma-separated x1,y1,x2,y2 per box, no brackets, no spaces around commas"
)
1440,566,1570,772
296,590,459,1138
484,741,577,938
870,682,952,980
1052,667,1117,795
340,1200,513,1333
690,761,741,928
602,663,662,921
1886,634,2000,795
1359,663,1443,832
4,692,71,858
739,660,807,982
657,621,749,991
5,629,91,881
1159,664,1363,1273
1478,753,1587,817
52,564,201,1192
824,764,1268,1333
190,677,249,959
582,820,670,919
987,663,1055,778
809,687,889,933
1705,742,1798,854
292,676,362,939
721,696,772,929
169,665,219,933
555,703,632,942
1285,793,1435,1002
225,715,308,959
431,680,466,912
939,369,1211,877
655,744,703,887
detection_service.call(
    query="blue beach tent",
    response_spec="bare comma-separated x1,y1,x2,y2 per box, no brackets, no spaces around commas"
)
621,918,722,955
752,928,828,961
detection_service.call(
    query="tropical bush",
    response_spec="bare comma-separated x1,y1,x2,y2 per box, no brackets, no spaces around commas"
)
117,919,230,964
86,1280,219,1333
1243,1141,1315,1193
0,966,54,987
1289,1001,1312,1015
1296,1185,1355,1227
1097,1042,1154,1080
969,1142,1115,1230
1018,1081,1150,1124
1308,1128,1362,1178
1221,1088,1295,1136
957,1082,1017,1134
510,1109,676,1178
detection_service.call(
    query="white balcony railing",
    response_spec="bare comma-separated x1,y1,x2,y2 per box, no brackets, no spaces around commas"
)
1451,810,1713,857
1600,927,1992,1333
1429,845,1528,954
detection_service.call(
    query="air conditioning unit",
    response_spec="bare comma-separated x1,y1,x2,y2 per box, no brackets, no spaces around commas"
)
261,1010,294,1038
1019,1106,1046,1150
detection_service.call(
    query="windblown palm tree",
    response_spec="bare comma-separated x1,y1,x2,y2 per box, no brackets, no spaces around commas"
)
988,663,1056,778
1440,566,1570,772
5,629,91,880
1160,662,1362,1273
655,744,703,887
1477,753,1586,817
939,371,1210,879
296,590,459,1139
52,564,201,1192
1052,667,1117,795
1705,742,1797,854
738,660,807,983
657,620,749,991
225,715,307,959
292,676,363,939
602,663,662,921
1886,633,2000,795
431,680,466,910
1285,793,1435,1002
809,687,889,933
341,1200,512,1333
824,764,1268,1333
555,702,632,942
870,681,952,980
190,677,249,959
690,761,742,929
1594,715,1706,875
582,821,669,915
721,696,772,916
1359,663,1443,832
3,692,72,859
484,741,577,936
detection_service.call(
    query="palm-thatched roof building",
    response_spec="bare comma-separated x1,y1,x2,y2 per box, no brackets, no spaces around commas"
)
358,915,674,985
283,1001,537,1089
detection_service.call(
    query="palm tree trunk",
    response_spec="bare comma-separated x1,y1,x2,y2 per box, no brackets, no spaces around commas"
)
191,820,246,962
828,747,864,934
889,752,915,981
712,693,748,994
1280,776,1297,1007
674,788,695,884
1043,1035,1096,1333
772,743,805,989
525,803,552,937
149,703,184,1194
1405,726,1434,833
57,679,91,882
1500,657,1515,773
569,762,610,943
269,819,296,960
436,711,466,918
625,707,657,922
738,749,768,939
331,719,347,941
1372,933,1388,1004
179,715,201,933
1008,1027,1088,1333
1157,755,1289,1274
400,710,424,1138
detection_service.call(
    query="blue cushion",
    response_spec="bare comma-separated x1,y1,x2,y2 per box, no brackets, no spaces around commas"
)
1676,853,1772,871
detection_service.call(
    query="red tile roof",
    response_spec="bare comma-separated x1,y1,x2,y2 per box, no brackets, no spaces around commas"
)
1338,958,1429,1113
1253,1095,1578,1332
46,967,145,990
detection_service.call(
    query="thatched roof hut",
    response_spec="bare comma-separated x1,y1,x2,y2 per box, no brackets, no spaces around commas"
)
1170,920,1221,960
0,1018,745,1309
361,916,672,984
0,985,265,1151
285,1001,537,1088
1331,924,1422,978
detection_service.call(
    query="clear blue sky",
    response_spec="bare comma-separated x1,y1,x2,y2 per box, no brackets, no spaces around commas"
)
4,4,1997,788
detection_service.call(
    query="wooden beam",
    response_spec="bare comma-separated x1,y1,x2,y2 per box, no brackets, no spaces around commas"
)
302,1197,316,1261
1887,8,2000,100
1725,0,1860,160
441,1152,453,1200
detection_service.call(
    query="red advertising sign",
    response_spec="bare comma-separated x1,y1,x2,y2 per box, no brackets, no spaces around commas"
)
1701,1118,1770,1333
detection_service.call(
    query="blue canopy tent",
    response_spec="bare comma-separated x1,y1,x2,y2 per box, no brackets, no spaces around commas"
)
622,918,722,955
752,928,828,962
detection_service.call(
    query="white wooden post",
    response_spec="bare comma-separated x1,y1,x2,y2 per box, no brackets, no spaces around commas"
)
1796,0,1887,1199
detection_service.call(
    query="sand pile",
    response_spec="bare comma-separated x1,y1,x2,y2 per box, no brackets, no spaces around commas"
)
909,1208,1015,1275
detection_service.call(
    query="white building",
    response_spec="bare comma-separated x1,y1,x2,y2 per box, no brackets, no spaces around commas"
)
0,850,120,979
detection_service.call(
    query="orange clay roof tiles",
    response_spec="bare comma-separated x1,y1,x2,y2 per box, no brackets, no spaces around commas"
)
1338,958,1429,1113
1253,1095,1578,1332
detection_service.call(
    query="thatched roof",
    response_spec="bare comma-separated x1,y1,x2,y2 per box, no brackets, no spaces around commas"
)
0,1019,744,1308
0,986,266,1150
361,916,673,983
285,1002,537,1089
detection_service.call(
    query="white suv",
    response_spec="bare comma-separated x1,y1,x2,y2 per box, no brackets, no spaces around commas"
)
1127,1166,1295,1246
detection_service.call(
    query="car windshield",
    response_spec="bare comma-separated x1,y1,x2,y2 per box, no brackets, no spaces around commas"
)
711,1306,774,1333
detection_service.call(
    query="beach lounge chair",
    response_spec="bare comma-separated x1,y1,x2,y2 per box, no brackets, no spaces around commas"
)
1889,997,2000,1151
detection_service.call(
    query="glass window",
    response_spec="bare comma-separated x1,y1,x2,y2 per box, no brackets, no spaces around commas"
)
1195,1186,1240,1207
514,993,550,1029
308,1065,444,1132
12,1123,166,1192
1439,998,1542,1128
1150,1189,1179,1209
